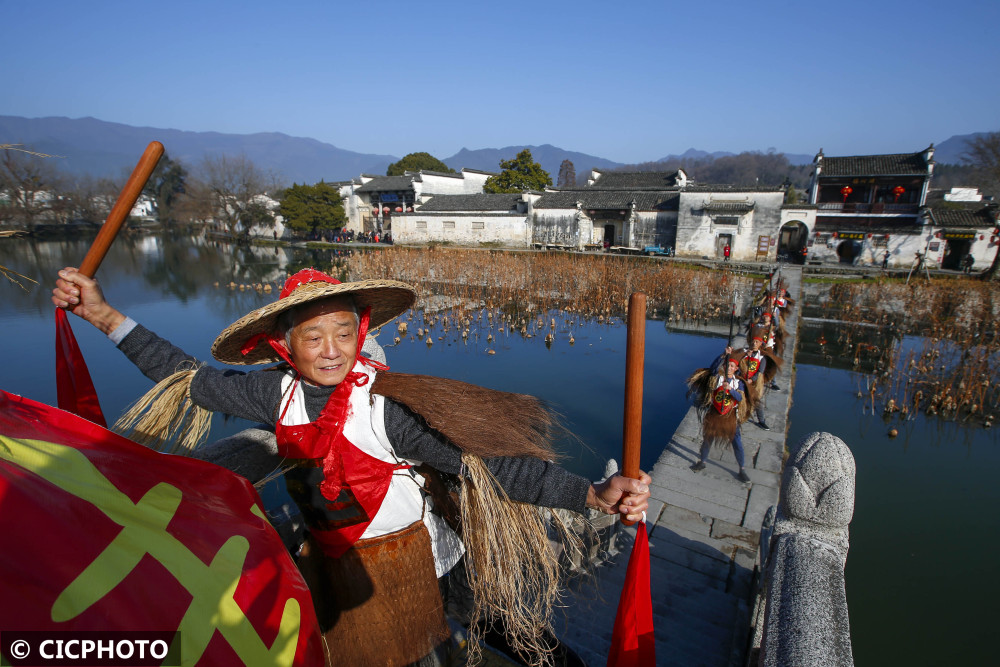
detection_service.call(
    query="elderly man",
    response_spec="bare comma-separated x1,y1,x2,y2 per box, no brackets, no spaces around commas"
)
53,266,650,666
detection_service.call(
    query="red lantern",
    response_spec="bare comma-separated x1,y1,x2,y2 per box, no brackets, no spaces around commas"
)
892,186,905,202
407,206,414,212
383,207,390,214
841,186,853,202
832,232,838,239
981,235,985,241
867,233,872,238
395,206,403,213
814,230,821,237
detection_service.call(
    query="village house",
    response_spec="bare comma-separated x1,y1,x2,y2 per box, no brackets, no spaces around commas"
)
675,186,785,261
336,169,495,233
799,147,934,267
782,146,999,270
386,168,786,259
531,170,785,261
391,193,535,246
532,170,685,251
922,188,1000,271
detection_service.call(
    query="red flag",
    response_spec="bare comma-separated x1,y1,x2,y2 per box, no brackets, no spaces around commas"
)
54,308,106,427
0,390,324,666
607,521,655,667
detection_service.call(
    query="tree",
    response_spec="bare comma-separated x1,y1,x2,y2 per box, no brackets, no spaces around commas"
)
144,152,187,225
197,154,278,238
171,180,216,229
279,182,347,236
958,133,1000,281
483,149,552,193
386,152,455,176
64,173,120,224
557,159,576,188
0,147,61,230
962,132,1000,200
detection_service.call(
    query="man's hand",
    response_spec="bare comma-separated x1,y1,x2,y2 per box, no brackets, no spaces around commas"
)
52,267,125,334
587,472,652,522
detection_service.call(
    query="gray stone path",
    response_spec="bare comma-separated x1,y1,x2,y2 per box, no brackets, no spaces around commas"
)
555,267,802,666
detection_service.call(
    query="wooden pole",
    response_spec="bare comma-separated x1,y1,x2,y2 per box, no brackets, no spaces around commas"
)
621,292,646,526
78,141,164,277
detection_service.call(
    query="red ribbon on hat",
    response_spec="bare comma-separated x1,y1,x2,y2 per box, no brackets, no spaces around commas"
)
280,268,341,298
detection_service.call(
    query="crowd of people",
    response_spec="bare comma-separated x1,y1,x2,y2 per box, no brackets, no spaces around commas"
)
686,276,792,482
305,228,394,244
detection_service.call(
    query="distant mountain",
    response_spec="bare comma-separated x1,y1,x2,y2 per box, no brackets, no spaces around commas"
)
652,147,815,166
934,132,991,164
0,115,397,183
443,144,624,182
4,114,982,186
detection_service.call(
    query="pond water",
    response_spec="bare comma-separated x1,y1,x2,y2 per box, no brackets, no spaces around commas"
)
2,234,996,666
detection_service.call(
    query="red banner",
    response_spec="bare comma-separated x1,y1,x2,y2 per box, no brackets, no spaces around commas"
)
0,390,324,666
607,522,655,667
54,308,106,427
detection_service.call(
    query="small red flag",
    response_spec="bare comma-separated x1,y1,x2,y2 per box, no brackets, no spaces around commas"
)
607,521,655,667
54,308,106,427
0,390,324,666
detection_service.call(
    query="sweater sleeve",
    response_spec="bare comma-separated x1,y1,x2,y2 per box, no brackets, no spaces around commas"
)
116,324,284,425
382,399,591,513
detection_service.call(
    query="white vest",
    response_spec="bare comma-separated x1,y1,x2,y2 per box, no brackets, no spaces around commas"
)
278,363,464,577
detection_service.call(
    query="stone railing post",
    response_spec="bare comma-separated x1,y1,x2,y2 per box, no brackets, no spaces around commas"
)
749,431,856,667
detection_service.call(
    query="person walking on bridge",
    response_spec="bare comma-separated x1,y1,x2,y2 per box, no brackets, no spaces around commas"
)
687,347,752,483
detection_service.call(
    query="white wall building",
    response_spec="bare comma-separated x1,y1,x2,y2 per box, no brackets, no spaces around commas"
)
338,169,496,233
392,193,533,246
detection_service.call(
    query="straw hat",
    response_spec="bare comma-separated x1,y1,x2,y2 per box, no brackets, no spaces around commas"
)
211,268,416,365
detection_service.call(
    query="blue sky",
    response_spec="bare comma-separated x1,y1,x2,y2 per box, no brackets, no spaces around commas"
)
3,0,997,163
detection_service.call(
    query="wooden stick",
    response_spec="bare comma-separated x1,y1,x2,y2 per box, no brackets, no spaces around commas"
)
621,292,646,526
78,141,164,277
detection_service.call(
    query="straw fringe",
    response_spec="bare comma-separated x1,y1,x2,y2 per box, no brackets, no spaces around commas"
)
460,454,563,667
113,366,211,454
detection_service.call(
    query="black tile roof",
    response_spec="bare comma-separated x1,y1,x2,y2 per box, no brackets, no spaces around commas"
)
820,152,930,177
407,170,462,179
533,190,680,211
926,205,999,229
701,202,755,214
588,171,684,190
415,194,523,212
355,175,414,193
684,185,784,193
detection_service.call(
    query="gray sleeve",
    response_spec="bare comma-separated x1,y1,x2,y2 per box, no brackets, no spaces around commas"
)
383,399,591,513
117,324,284,425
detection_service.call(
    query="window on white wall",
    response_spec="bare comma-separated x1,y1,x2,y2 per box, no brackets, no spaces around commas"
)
416,221,427,229
714,216,739,226
472,221,484,230
443,221,455,230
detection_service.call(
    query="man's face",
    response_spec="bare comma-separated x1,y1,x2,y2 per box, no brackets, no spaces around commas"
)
727,360,738,378
282,298,359,386
751,338,762,351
